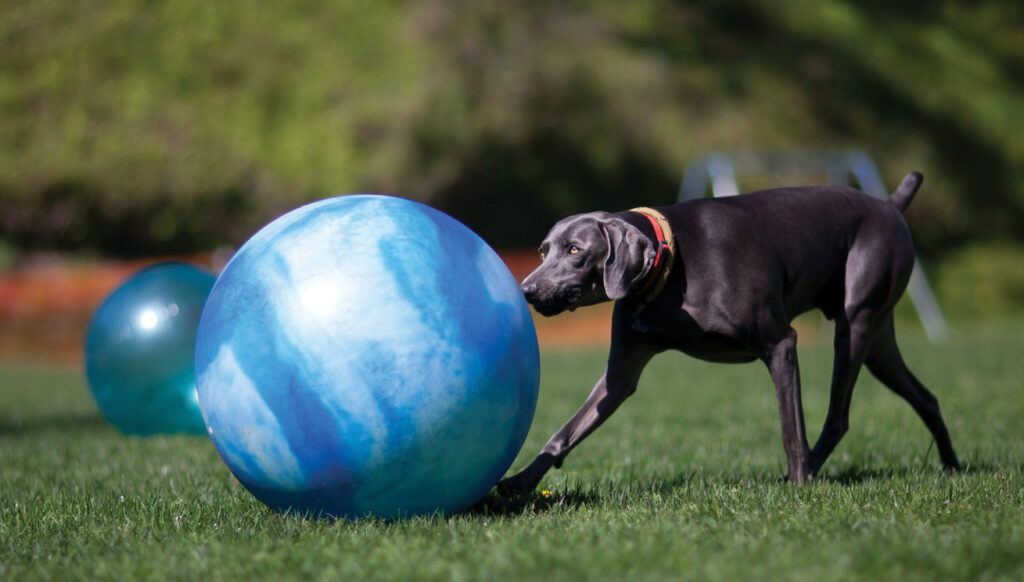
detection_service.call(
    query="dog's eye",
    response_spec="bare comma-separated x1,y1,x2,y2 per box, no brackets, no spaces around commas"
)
538,248,546,260
567,245,581,255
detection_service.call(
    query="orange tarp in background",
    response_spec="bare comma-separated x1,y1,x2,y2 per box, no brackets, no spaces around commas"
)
0,256,216,362
0,252,611,363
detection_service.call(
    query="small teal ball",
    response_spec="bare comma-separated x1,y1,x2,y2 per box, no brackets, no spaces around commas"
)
85,262,215,435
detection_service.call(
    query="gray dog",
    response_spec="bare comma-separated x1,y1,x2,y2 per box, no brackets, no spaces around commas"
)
498,171,960,494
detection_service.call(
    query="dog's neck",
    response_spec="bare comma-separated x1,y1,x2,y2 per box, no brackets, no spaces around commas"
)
621,208,677,312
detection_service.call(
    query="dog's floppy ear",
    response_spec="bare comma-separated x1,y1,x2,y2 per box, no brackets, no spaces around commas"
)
602,218,656,300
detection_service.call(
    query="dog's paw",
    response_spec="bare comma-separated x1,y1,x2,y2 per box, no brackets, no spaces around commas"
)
943,461,963,474
783,467,815,484
496,471,541,497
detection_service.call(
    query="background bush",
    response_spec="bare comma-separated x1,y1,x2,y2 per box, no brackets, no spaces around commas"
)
1,0,1021,257
936,244,1024,322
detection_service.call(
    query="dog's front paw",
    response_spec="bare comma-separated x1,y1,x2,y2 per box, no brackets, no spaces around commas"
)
496,453,559,497
784,461,815,484
496,469,543,497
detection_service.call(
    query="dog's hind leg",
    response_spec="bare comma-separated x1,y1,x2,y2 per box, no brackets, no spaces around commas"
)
807,311,877,477
865,314,961,471
808,223,916,477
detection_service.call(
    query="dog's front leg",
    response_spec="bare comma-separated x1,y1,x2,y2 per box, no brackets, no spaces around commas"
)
763,328,812,483
497,345,656,496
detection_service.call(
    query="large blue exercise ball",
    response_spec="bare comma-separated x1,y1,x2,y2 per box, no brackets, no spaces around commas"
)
195,195,540,519
85,262,215,435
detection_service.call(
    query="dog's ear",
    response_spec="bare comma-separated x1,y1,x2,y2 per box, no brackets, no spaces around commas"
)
602,218,656,300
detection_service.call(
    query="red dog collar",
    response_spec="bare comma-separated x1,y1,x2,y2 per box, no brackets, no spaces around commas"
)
629,207,676,311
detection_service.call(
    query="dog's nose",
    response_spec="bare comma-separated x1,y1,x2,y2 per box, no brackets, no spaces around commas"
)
521,282,539,303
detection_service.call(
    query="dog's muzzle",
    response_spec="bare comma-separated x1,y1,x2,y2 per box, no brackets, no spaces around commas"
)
521,282,582,316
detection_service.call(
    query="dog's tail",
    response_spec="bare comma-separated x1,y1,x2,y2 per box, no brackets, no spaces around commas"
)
889,171,923,213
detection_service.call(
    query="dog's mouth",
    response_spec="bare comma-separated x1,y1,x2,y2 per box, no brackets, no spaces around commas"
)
530,286,583,316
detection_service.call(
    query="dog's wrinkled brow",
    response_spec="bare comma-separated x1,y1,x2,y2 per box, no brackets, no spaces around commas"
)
558,216,599,241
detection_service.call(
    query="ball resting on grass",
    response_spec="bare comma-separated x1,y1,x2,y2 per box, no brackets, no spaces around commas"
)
85,262,215,436
195,195,540,519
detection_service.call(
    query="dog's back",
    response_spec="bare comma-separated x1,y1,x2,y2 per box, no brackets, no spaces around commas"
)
663,184,917,323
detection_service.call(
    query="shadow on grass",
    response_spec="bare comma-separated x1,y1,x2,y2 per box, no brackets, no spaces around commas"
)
465,460,1010,518
817,466,936,485
955,460,1022,475
799,460,1004,485
463,469,734,518
0,412,108,435
464,486,603,518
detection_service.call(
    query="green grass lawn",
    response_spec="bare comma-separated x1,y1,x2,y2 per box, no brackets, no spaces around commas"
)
2,326,1023,580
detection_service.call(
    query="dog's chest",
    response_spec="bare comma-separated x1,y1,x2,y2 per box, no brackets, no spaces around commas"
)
628,301,758,363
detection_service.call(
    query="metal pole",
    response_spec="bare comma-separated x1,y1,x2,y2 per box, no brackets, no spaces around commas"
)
907,261,950,342
708,154,739,198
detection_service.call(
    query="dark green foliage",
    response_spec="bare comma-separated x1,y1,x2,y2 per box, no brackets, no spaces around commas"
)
0,1,1022,254
2,327,1023,579
936,244,1024,321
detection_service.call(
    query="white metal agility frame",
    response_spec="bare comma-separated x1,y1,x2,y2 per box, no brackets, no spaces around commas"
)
677,149,948,342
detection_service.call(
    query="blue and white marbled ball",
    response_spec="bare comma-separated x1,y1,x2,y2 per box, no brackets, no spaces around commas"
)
194,195,539,519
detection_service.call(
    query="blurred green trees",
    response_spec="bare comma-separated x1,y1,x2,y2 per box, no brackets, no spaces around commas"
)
1,0,1021,255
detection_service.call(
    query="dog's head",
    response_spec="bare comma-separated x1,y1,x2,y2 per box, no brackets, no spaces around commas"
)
520,212,656,316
